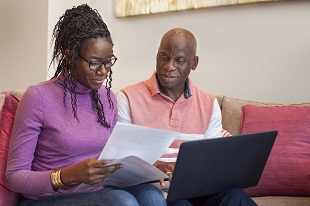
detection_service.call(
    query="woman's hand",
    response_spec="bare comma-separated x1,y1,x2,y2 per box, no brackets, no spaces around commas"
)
60,158,122,185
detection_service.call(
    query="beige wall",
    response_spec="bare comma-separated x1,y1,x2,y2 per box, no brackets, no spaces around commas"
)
0,0,48,91
1,0,310,103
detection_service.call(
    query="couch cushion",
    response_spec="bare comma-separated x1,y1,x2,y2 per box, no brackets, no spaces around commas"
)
0,94,4,112
252,196,310,206
215,95,223,108
0,93,20,205
0,90,24,100
241,105,310,196
0,90,24,111
221,96,310,135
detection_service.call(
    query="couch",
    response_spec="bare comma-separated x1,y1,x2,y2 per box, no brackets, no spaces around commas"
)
216,95,310,206
1,90,310,206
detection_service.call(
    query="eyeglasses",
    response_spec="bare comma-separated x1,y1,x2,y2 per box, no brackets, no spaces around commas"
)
78,54,117,71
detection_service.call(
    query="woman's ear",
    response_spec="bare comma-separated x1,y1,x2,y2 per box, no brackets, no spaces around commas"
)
64,49,73,67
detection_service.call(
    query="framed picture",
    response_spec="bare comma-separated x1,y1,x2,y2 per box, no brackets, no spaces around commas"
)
114,0,280,17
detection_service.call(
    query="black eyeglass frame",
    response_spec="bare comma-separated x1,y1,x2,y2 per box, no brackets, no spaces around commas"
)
78,54,117,71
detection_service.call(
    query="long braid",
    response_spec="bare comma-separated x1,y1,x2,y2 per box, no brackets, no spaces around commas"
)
106,70,114,109
49,4,114,127
91,69,114,127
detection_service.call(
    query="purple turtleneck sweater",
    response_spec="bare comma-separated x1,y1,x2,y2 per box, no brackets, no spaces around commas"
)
6,76,117,200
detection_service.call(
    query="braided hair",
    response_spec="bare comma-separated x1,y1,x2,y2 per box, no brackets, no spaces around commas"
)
50,4,113,128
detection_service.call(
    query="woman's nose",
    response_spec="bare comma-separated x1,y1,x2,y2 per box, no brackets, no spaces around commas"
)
95,65,109,76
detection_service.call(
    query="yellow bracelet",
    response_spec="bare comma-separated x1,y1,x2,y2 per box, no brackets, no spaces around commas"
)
51,170,65,188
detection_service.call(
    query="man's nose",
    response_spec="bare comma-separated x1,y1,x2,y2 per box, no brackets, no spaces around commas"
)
164,59,175,71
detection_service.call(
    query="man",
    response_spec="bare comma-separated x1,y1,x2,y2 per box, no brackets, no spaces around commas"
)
117,28,257,206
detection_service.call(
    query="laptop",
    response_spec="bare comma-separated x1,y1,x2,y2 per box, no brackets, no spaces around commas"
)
166,130,278,202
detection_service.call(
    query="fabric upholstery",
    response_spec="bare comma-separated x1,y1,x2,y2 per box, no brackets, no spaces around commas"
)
0,95,5,112
0,93,20,205
0,90,24,100
220,96,310,135
241,105,310,196
0,90,24,110
252,196,310,206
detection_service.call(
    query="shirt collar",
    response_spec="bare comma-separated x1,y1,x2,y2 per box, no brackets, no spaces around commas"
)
58,72,92,94
184,79,192,99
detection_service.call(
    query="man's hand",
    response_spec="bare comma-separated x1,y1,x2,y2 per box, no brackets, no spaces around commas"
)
154,160,175,186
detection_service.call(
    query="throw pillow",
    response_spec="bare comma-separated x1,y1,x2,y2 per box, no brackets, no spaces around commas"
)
0,93,20,205
220,96,310,136
0,94,5,111
241,105,310,196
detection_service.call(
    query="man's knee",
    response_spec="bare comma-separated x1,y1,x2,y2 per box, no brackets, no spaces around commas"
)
219,188,257,206
222,188,245,197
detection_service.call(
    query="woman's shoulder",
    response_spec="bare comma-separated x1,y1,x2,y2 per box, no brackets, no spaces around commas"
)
22,78,61,102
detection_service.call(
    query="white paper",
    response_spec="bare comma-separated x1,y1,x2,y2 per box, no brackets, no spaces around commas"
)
74,122,178,191
98,122,178,164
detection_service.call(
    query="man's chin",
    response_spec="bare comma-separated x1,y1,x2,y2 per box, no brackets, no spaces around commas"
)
160,81,176,90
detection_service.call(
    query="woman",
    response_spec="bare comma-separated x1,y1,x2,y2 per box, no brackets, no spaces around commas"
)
6,4,166,206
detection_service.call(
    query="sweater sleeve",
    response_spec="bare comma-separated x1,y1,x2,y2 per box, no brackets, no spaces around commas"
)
6,86,55,196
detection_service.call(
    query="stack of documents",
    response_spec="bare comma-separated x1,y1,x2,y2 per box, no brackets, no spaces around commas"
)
75,122,178,191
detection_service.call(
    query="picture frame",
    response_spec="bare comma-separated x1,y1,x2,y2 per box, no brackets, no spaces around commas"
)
114,0,280,17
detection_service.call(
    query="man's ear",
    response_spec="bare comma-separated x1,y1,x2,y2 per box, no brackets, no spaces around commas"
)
192,56,199,71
